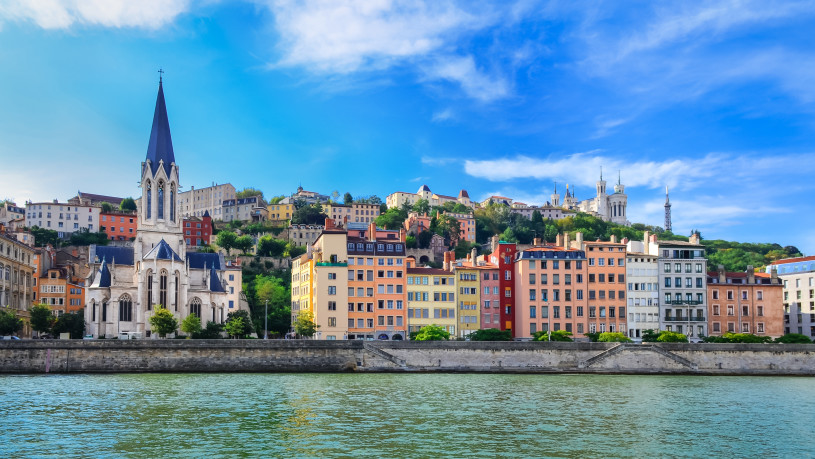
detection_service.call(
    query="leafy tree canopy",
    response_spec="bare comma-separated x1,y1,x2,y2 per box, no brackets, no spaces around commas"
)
268,195,285,205
226,310,255,337
294,311,319,338
774,333,812,344
99,202,114,213
343,192,354,205
656,331,688,343
234,235,255,254
216,231,238,255
598,332,633,343
149,305,178,338
29,304,54,334
51,311,85,339
533,330,573,341
180,313,202,337
119,197,137,212
257,236,287,257
291,204,328,225
0,309,23,336
414,324,450,341
236,187,264,200
467,328,512,341
224,316,245,339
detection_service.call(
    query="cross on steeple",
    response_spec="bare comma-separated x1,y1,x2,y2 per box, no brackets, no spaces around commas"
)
158,68,164,83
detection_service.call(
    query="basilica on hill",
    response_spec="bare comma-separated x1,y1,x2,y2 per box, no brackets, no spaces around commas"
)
84,78,244,338
550,170,629,226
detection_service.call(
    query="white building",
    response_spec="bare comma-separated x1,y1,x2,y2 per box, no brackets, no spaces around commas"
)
551,172,629,225
177,183,236,220
625,241,660,341
84,79,246,338
650,234,707,341
25,201,100,238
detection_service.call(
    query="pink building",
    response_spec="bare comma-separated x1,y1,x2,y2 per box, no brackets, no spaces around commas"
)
479,264,500,329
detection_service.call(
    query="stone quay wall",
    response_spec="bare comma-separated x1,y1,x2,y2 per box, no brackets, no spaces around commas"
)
0,340,813,375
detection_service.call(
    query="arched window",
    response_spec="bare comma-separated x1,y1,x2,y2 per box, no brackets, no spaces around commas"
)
170,184,176,222
211,306,216,322
146,270,153,311
159,270,168,307
119,294,133,322
157,181,165,219
190,297,201,317
102,300,108,322
146,181,152,219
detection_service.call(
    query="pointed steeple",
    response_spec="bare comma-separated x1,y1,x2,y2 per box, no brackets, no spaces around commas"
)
145,77,175,178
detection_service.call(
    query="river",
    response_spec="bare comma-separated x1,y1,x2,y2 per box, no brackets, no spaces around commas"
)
1,373,813,457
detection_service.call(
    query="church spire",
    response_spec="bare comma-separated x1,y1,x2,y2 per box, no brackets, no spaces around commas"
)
145,73,175,178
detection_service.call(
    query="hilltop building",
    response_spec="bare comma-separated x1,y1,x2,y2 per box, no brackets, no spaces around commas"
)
177,183,236,220
386,185,472,210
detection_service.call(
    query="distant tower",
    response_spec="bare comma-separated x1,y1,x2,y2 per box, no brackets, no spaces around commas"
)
664,186,672,233
551,182,560,207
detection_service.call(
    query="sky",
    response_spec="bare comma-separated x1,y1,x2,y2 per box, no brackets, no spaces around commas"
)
1,1,814,253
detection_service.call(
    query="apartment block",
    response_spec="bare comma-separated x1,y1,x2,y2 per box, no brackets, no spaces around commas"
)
0,229,35,336
25,201,100,237
585,239,627,335
267,203,294,223
454,254,481,338
653,234,708,341
324,203,381,226
100,211,137,241
707,268,783,338
767,256,815,338
407,264,457,336
177,183,236,220
183,212,212,247
623,244,660,340
222,195,267,223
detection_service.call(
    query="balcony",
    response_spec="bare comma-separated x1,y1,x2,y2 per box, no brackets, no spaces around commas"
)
663,316,706,322
666,299,703,306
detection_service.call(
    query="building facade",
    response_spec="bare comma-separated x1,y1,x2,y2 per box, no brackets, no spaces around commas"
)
267,203,294,223
386,185,472,210
0,230,35,336
707,268,783,338
654,236,708,341
407,265,457,336
324,203,381,226
624,245,659,340
289,224,324,247
222,196,267,223
183,212,212,247
100,211,138,241
586,240,627,335
177,183,235,220
767,256,815,338
25,201,100,238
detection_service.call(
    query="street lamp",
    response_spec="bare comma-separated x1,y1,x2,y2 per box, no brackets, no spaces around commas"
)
264,299,268,340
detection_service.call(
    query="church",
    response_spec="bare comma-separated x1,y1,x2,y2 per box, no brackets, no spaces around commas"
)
84,78,244,338
551,171,629,226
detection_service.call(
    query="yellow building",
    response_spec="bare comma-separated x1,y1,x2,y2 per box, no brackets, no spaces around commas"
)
455,265,481,338
0,230,35,337
407,265,457,336
267,203,294,223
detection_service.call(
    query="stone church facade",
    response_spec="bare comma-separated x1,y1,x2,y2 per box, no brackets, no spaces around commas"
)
84,79,244,338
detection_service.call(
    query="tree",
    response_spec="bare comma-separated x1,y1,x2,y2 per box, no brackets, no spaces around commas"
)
0,309,23,336
291,204,328,225
119,197,137,212
30,304,54,336
193,321,224,339
375,208,407,230
236,187,264,200
149,305,178,338
216,231,238,255
656,331,688,343
51,311,85,339
257,236,287,257
343,192,354,205
533,330,573,341
235,235,254,254
285,243,306,259
641,329,660,342
598,332,633,343
436,214,462,245
414,324,450,341
180,313,201,338
412,199,430,215
69,230,109,246
99,202,114,213
268,195,285,205
294,311,318,338
702,333,772,344
255,275,292,335
467,328,512,341
416,230,433,249
224,316,245,339
28,226,60,248
226,310,255,337
775,333,812,344
584,332,601,342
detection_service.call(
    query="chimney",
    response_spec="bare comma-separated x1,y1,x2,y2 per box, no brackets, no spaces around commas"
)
556,233,563,247
610,235,617,244
443,251,451,271
718,264,726,284
770,266,778,282
533,237,542,246
564,233,570,250
690,233,700,245
491,235,500,254
576,232,584,249
650,234,657,243
406,257,415,268
324,217,335,230
622,237,629,244
746,265,755,284
399,227,406,243
643,231,650,245
471,247,478,265
368,222,377,242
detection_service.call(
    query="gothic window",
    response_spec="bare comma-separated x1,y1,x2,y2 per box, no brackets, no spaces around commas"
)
159,270,168,307
146,181,152,219
102,300,107,322
119,294,133,322
147,271,153,310
157,181,165,219
190,297,201,317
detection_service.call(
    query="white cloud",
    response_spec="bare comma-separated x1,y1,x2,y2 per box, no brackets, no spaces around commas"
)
262,0,522,101
431,108,454,122
0,0,190,29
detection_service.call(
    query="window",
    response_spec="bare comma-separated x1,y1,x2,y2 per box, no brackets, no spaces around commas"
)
119,295,133,322
530,306,536,318
328,273,336,280
328,286,337,295
328,301,337,311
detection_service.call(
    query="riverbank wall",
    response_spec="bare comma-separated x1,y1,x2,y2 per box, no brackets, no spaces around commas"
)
0,340,813,375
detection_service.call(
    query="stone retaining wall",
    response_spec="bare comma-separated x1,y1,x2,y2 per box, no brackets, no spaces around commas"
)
0,340,812,375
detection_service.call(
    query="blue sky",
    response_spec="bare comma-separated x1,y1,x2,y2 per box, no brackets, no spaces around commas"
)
1,1,814,253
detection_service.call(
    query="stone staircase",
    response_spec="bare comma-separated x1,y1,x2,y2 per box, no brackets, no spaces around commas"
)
362,343,407,368
579,343,698,371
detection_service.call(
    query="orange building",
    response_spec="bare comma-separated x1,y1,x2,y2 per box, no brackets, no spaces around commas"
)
707,268,784,338
100,211,137,241
32,247,85,315
513,244,588,339
585,240,627,335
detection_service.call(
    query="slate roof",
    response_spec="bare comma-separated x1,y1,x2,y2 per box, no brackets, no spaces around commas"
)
143,239,183,261
209,264,225,292
91,245,135,265
145,80,176,178
97,259,111,288
187,252,223,270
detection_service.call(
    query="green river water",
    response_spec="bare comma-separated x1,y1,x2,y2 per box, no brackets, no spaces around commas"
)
0,373,813,458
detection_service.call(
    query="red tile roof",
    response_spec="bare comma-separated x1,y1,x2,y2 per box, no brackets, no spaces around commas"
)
770,255,815,265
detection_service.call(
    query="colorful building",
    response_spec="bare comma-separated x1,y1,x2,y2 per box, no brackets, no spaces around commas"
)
768,256,815,338
386,185,472,209
267,203,294,223
0,229,35,337
707,268,784,338
487,240,517,333
324,203,381,226
177,183,236,220
585,239,627,335
100,211,137,241
183,211,212,247
407,263,457,336
453,251,482,338
513,244,587,339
